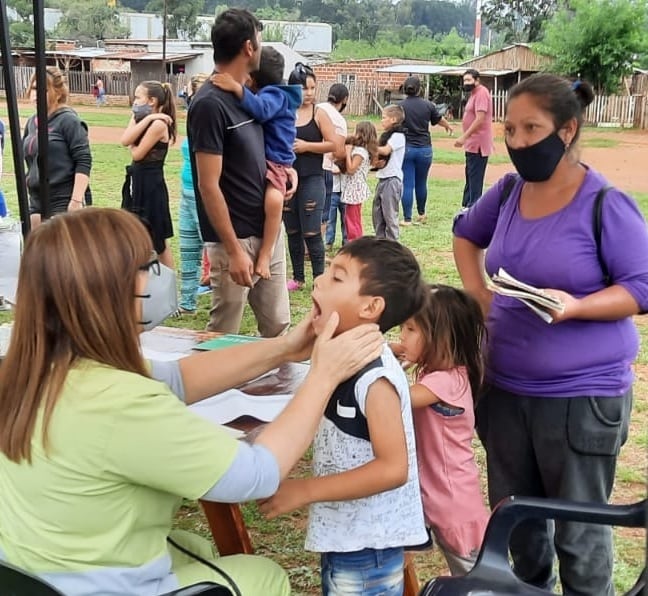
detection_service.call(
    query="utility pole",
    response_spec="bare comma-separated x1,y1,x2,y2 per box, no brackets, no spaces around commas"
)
473,0,482,57
161,0,167,81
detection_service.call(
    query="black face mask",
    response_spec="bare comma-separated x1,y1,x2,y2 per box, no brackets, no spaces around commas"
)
462,83,475,93
506,132,566,182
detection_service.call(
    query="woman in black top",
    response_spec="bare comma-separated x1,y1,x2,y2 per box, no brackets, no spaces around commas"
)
399,76,453,224
121,80,177,268
23,67,92,229
284,64,338,291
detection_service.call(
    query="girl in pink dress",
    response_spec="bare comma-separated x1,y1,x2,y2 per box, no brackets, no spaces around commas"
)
395,284,490,575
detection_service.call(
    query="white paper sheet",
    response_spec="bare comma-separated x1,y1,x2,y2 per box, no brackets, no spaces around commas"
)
188,389,292,425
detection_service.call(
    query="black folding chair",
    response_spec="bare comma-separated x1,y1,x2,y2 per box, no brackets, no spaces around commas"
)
420,496,647,595
0,559,233,596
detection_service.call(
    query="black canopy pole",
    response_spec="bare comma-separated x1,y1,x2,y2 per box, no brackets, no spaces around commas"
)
33,0,50,220
0,0,30,237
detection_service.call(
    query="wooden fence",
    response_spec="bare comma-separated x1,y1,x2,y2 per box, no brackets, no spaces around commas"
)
491,91,648,129
0,66,187,103
315,79,382,116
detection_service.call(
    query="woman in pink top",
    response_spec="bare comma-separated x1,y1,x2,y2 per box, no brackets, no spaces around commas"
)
394,284,490,575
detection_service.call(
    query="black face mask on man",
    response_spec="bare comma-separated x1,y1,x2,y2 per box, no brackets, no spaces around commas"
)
136,258,178,331
506,132,567,182
462,83,475,93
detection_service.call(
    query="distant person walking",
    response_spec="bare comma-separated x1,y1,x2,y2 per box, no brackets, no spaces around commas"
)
95,77,106,107
454,69,493,208
399,76,453,224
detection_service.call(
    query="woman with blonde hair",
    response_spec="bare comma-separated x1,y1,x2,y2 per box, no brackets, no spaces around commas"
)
0,207,383,596
121,80,177,268
23,66,92,228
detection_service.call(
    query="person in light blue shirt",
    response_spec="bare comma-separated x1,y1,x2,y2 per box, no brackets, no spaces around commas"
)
178,74,211,313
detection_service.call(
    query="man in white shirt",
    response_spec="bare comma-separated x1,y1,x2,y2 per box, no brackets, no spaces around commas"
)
317,83,348,248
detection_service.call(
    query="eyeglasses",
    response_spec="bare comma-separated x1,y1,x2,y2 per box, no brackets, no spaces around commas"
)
139,252,160,276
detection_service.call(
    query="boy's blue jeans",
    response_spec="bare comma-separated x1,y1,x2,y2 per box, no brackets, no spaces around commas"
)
325,191,346,246
321,547,404,595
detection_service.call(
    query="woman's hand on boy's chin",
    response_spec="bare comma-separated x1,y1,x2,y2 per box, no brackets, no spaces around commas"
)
311,312,383,385
280,311,317,362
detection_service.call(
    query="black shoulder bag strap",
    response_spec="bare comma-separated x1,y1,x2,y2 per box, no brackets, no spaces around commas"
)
594,185,612,286
498,173,519,208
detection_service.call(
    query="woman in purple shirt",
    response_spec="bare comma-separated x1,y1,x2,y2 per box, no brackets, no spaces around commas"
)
453,73,648,596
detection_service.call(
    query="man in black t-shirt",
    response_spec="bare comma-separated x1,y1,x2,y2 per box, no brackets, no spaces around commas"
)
187,8,290,336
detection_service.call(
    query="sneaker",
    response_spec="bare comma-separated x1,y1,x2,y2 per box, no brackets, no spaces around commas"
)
415,213,428,224
399,220,413,227
286,279,304,291
196,285,211,295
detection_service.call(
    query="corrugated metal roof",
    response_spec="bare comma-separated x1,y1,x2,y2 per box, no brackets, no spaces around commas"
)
376,64,517,76
21,48,203,62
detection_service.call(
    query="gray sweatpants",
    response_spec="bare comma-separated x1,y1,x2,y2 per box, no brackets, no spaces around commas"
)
372,177,402,241
476,385,633,596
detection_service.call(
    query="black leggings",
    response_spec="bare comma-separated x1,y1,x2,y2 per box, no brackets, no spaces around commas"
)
283,174,325,283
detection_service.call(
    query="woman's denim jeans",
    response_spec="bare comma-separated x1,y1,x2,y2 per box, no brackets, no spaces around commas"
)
321,547,404,595
402,145,432,221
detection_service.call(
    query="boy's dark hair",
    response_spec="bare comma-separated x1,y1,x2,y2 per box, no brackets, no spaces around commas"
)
250,47,285,89
338,237,425,333
463,68,480,80
211,9,263,65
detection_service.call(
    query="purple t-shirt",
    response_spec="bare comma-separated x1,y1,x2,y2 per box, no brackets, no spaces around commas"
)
454,167,648,397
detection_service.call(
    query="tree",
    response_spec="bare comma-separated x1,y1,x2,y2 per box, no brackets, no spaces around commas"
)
53,0,129,43
7,0,35,46
541,0,648,93
146,0,204,40
481,0,559,43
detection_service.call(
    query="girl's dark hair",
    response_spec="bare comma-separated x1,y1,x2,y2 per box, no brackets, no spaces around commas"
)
140,80,177,143
288,62,316,86
412,285,486,399
507,73,595,147
346,120,378,162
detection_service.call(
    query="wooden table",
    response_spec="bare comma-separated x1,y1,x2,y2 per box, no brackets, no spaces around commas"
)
144,326,420,596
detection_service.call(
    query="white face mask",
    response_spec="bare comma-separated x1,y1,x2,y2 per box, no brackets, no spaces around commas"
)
137,258,177,331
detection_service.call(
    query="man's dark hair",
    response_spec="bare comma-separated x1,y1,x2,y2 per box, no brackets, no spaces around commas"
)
338,237,426,333
463,68,480,80
251,46,285,89
211,9,263,65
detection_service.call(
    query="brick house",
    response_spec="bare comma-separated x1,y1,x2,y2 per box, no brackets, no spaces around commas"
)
311,57,430,114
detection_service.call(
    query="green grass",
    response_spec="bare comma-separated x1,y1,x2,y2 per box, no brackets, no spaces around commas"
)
1,104,646,594
582,137,620,149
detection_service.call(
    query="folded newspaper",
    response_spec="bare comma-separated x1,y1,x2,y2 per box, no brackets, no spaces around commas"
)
491,268,564,323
